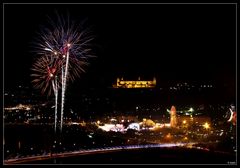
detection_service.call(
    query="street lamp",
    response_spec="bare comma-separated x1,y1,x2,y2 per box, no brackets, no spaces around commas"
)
203,122,210,130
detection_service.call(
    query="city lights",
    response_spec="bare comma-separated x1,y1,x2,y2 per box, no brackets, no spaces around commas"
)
4,3,236,164
189,108,194,112
203,122,210,130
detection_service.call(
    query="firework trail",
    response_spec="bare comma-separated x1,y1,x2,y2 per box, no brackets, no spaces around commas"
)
31,55,61,132
31,55,61,96
31,13,95,133
53,76,58,133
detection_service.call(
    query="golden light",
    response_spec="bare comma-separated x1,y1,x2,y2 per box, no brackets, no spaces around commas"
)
97,120,100,125
203,122,210,129
183,120,187,124
166,133,171,139
113,78,156,88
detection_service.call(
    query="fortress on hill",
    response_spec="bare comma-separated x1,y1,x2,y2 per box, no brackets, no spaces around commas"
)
113,77,156,88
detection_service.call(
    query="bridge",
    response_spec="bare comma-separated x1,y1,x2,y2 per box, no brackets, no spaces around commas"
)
4,143,196,164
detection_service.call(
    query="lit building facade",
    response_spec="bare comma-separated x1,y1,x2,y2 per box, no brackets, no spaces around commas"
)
113,77,156,88
170,106,177,128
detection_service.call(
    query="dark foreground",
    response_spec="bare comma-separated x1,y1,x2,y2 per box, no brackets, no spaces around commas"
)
17,147,236,164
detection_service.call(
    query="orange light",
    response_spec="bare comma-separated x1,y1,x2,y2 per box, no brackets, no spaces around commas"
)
203,122,210,129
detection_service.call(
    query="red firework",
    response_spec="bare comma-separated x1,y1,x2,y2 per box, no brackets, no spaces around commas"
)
31,55,62,96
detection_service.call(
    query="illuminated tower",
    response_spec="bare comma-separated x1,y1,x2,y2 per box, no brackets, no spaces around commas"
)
117,78,120,87
170,105,177,128
153,77,156,85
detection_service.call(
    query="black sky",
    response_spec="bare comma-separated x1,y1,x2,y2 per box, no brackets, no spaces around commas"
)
4,4,236,90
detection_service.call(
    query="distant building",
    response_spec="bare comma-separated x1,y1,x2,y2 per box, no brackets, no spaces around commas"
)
113,77,156,88
170,106,177,128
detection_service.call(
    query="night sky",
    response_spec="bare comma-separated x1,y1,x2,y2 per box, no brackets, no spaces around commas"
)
4,4,236,91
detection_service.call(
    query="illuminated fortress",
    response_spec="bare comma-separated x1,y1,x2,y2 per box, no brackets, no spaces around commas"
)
113,77,156,88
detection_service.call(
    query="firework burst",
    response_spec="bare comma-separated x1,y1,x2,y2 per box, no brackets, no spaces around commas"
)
31,55,62,132
31,55,61,96
34,14,94,81
31,12,95,133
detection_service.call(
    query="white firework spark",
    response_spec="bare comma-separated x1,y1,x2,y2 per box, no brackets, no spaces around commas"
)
31,13,95,133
